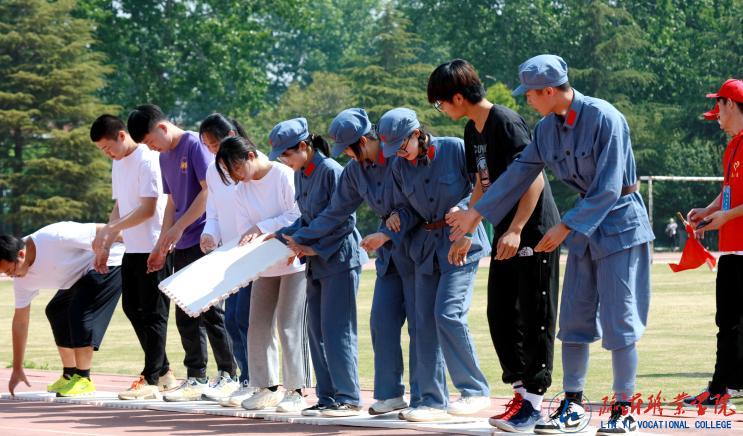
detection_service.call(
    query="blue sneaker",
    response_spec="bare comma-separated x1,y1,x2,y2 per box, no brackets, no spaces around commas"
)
494,399,542,433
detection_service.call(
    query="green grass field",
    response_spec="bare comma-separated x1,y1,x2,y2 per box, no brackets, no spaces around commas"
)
1,264,739,407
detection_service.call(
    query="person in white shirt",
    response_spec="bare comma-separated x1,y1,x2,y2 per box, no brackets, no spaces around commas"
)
1,222,124,397
215,135,311,413
89,115,175,400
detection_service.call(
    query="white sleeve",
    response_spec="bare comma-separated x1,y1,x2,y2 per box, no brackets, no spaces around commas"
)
13,281,38,309
234,186,252,235
256,169,301,234
202,177,222,243
139,153,162,198
111,167,117,200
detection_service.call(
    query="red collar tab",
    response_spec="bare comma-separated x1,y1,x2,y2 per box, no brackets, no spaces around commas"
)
566,109,577,127
303,161,316,177
377,149,386,165
426,145,436,160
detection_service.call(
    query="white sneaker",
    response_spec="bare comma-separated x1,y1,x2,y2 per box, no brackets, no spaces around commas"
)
157,370,179,392
276,390,308,413
405,406,451,422
397,407,414,420
219,381,256,407
447,395,491,415
163,378,208,402
201,372,239,401
241,387,284,410
369,396,408,415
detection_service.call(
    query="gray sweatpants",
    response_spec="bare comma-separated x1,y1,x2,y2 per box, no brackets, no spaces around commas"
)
248,271,311,390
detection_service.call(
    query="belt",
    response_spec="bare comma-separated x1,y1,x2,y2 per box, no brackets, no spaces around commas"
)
422,219,447,231
580,182,639,199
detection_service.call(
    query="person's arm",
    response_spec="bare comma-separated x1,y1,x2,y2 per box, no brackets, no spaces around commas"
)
201,177,222,253
160,179,208,251
694,197,743,231
687,193,722,226
495,173,545,259
147,195,176,272
9,305,31,395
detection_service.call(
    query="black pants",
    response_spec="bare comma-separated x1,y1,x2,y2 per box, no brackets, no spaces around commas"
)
172,244,236,378
122,253,172,385
487,249,559,395
711,255,743,394
45,267,122,351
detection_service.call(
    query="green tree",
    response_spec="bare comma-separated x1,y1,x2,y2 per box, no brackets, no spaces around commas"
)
0,0,116,235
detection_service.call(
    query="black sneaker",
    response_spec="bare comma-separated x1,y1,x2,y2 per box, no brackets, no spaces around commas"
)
682,388,737,411
596,404,637,434
322,403,363,417
534,399,588,434
301,403,332,416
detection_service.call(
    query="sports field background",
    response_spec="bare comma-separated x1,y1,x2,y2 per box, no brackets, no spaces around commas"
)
2,264,739,408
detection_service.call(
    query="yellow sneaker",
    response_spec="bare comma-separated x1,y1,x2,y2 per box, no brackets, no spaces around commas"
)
118,375,160,400
157,369,179,392
47,376,71,393
56,374,96,397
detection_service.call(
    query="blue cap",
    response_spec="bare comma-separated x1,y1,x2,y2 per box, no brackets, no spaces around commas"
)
511,54,569,96
378,108,420,158
328,108,372,157
268,118,310,160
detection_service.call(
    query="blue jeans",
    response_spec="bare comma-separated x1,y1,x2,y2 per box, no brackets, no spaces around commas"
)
224,284,251,383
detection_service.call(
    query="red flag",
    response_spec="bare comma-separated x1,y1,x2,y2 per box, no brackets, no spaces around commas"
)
669,223,717,272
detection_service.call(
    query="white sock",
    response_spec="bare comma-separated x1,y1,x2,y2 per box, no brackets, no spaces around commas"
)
524,392,543,411
512,381,526,397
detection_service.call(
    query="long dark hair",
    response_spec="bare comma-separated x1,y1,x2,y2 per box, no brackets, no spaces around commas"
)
215,136,259,185
284,133,330,158
199,113,254,146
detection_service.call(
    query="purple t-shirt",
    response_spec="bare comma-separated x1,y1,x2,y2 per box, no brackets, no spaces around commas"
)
160,131,212,249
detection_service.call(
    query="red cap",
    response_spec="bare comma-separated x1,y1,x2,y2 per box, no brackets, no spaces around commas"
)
703,102,719,120
706,79,743,102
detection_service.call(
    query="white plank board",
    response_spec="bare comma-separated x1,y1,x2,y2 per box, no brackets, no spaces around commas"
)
158,235,294,317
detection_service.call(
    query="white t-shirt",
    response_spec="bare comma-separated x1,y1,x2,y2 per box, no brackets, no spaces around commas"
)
13,222,124,308
112,144,166,253
203,162,239,244
235,162,304,277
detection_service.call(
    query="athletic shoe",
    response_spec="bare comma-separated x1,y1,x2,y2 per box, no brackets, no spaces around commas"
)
493,399,541,433
397,407,414,420
596,404,637,434
369,396,408,415
302,403,332,416
241,388,283,410
219,381,256,407
118,375,160,400
157,370,179,392
201,372,239,401
47,375,71,393
405,406,451,422
534,399,588,434
163,378,208,402
56,375,96,397
322,403,363,417
682,388,737,411
447,395,491,415
489,392,523,425
276,390,307,413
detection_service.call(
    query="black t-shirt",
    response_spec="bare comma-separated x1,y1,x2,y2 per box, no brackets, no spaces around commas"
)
464,105,560,246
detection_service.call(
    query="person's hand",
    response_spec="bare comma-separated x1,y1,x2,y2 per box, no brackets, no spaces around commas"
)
446,208,480,241
93,247,111,274
92,224,115,252
386,212,401,233
286,254,297,265
534,222,570,253
9,367,30,396
687,207,712,227
146,246,167,273
694,210,728,232
360,232,391,252
239,226,262,246
495,229,521,260
200,234,217,254
160,225,184,253
447,236,472,266
283,235,316,258
264,233,276,241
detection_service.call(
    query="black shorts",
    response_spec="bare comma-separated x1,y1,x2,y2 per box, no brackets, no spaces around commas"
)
45,267,123,350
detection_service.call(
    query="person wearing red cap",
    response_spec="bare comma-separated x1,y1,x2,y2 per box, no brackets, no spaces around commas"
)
684,78,743,408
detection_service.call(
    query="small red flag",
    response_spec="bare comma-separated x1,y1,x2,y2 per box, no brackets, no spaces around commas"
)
669,223,717,272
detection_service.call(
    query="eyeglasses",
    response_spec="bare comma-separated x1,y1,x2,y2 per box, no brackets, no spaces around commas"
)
397,134,415,155
433,101,443,112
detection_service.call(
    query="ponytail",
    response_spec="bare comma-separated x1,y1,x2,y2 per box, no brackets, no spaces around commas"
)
307,133,330,157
